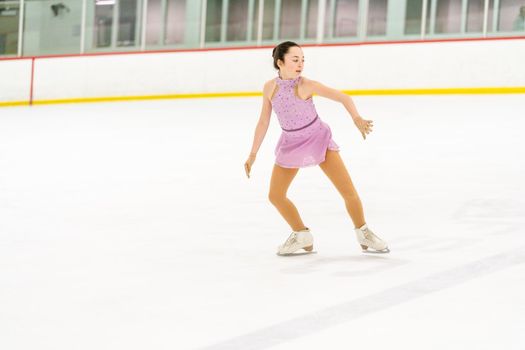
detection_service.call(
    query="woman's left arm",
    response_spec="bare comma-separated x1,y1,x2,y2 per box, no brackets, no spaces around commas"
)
308,78,373,140
309,79,361,120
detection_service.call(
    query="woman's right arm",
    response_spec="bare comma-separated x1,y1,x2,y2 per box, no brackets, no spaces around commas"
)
248,81,273,156
244,82,273,178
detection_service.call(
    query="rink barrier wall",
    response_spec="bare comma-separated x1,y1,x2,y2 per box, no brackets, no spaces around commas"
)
0,58,33,106
1,36,524,108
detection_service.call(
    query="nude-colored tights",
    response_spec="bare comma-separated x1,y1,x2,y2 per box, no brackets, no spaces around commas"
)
268,150,366,232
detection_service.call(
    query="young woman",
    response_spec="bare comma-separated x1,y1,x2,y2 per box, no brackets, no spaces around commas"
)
244,41,389,256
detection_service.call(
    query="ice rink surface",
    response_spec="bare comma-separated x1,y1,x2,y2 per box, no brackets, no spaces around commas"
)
1,94,524,349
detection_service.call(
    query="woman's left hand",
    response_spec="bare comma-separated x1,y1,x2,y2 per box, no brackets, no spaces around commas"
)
353,116,373,140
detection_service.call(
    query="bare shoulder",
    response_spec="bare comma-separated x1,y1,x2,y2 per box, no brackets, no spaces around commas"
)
264,77,277,89
299,76,318,87
298,76,317,97
262,78,278,98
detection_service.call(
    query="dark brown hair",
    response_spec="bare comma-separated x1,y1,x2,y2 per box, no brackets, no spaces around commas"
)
272,41,300,70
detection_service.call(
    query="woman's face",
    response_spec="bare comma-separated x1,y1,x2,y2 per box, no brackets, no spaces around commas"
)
279,46,304,77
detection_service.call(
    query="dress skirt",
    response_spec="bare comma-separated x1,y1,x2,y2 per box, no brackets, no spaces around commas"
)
274,117,340,168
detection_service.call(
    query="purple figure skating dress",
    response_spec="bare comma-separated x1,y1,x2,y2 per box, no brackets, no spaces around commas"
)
271,74,340,168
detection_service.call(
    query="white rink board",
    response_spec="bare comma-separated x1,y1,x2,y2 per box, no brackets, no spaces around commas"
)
0,38,523,103
0,59,33,103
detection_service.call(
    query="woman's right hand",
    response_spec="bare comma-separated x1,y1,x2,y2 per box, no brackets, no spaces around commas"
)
244,153,257,178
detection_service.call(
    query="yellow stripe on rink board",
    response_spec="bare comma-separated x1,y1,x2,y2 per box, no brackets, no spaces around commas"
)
343,87,525,95
0,101,30,107
31,91,261,105
1,86,524,108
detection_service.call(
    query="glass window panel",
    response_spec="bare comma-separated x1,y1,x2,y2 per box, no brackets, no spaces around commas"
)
367,0,387,35
206,0,222,42
425,0,431,33
94,0,114,48
470,0,494,32
466,0,484,32
0,0,20,56
404,0,422,35
487,0,494,31
166,0,186,44
435,0,462,34
498,0,525,32
324,0,330,36
334,0,358,37
306,0,318,38
280,0,301,39
117,0,139,47
467,0,494,32
251,0,260,41
146,0,161,45
23,0,82,55
262,0,275,40
227,0,248,41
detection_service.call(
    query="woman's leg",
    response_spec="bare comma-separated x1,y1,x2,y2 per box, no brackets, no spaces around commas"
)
268,164,307,232
319,150,366,229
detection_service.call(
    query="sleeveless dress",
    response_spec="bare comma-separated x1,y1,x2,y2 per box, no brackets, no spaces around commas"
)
271,74,340,168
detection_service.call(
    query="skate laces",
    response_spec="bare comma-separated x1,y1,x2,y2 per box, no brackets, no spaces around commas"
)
364,228,384,245
284,232,298,247
363,228,376,242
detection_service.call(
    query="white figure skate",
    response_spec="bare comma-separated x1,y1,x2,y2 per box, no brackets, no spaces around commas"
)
276,227,316,256
355,223,390,253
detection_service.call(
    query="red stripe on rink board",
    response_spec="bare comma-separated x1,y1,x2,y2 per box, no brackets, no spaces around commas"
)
0,35,524,61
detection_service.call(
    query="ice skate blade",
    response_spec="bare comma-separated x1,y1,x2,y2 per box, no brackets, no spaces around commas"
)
276,250,318,257
361,247,390,254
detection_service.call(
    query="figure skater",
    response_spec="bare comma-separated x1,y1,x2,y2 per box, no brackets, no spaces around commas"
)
244,41,389,256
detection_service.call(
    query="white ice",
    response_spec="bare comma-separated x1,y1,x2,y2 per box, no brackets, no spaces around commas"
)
0,94,524,349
